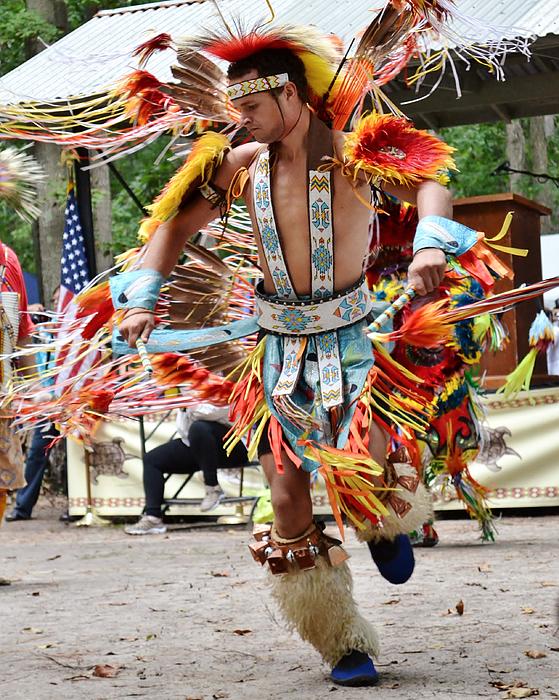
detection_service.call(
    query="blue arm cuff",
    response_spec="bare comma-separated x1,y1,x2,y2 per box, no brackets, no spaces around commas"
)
109,269,165,311
413,215,479,257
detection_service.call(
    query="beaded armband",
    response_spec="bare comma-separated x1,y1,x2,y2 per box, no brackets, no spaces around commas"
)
109,268,165,311
413,215,478,257
198,181,227,210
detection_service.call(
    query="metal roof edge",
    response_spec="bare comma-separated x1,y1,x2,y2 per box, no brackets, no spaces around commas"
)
95,0,206,17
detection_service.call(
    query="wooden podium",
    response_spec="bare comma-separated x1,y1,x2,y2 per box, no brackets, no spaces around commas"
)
452,193,552,390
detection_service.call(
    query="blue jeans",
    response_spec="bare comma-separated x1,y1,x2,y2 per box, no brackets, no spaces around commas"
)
13,423,59,517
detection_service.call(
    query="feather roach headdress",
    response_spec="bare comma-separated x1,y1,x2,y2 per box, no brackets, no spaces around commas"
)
0,1,534,159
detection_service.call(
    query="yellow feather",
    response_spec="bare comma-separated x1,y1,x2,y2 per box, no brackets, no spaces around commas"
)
138,131,231,243
297,51,337,101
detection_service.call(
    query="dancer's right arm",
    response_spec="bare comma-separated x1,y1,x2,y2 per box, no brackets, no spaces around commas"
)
119,143,259,347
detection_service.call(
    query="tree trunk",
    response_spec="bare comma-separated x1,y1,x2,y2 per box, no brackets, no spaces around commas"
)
25,0,68,305
505,120,526,193
530,115,555,233
90,161,113,273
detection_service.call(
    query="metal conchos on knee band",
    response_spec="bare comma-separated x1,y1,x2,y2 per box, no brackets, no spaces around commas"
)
248,522,349,575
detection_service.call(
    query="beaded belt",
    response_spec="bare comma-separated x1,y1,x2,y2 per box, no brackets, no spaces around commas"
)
255,278,372,335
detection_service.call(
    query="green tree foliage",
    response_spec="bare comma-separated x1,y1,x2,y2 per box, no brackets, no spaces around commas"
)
0,1,60,76
440,122,509,197
441,120,559,230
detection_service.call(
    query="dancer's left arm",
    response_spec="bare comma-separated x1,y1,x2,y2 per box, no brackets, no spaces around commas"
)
383,179,451,295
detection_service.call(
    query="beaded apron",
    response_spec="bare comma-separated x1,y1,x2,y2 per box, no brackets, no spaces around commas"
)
253,121,379,469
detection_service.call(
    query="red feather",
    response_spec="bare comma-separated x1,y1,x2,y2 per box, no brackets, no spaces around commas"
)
205,33,296,62
132,33,173,66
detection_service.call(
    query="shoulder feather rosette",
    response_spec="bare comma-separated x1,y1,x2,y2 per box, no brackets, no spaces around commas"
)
342,112,456,187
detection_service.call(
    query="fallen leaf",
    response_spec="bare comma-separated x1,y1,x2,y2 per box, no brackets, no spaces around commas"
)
145,633,157,641
92,664,120,678
478,563,492,573
524,650,547,659
504,688,539,698
521,607,535,615
47,554,61,561
383,598,401,605
232,629,252,636
490,680,528,691
210,571,230,578
539,581,557,587
213,693,229,699
456,600,464,616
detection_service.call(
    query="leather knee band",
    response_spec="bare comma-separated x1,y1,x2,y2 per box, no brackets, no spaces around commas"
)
248,521,349,575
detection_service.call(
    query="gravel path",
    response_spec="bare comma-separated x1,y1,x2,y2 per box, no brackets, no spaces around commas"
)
1,505,558,699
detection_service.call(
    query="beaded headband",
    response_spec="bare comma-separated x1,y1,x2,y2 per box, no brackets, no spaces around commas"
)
226,73,289,101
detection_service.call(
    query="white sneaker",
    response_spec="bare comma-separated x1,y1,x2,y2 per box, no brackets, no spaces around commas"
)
200,485,225,512
125,515,167,535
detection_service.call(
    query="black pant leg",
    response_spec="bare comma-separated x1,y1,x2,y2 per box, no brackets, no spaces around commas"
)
143,438,198,517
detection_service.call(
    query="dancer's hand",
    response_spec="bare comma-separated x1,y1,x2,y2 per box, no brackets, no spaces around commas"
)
407,248,446,295
119,308,155,347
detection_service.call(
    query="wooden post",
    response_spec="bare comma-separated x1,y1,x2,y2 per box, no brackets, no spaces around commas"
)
452,193,553,389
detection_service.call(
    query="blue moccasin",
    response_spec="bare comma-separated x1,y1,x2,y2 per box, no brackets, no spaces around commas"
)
330,650,379,686
367,533,415,584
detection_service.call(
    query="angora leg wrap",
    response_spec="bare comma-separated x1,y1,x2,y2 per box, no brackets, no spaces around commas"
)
357,462,434,544
269,556,380,666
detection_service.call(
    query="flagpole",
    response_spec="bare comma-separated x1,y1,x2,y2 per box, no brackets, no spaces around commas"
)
74,149,97,279
75,443,110,527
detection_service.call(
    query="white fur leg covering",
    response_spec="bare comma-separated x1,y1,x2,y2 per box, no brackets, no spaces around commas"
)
356,463,434,544
269,556,379,666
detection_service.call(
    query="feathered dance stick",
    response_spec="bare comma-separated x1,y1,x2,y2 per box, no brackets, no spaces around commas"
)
368,277,559,349
367,286,416,336
135,338,153,375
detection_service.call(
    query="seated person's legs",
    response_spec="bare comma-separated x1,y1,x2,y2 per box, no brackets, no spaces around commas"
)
126,437,197,535
187,420,248,511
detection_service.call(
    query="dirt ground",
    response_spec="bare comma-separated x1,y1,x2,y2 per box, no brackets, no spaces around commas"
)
1,501,558,700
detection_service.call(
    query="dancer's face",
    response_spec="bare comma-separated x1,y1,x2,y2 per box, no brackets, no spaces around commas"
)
230,70,301,143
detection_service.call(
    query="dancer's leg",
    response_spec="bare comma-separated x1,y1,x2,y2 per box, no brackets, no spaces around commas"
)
254,448,378,686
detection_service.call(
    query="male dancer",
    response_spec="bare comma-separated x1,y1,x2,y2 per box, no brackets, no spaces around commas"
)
118,45,451,686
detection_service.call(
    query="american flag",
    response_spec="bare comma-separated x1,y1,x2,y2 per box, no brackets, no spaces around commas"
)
53,183,99,393
59,184,89,311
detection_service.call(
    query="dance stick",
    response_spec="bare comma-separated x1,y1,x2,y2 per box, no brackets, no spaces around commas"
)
367,287,416,338
135,338,153,374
